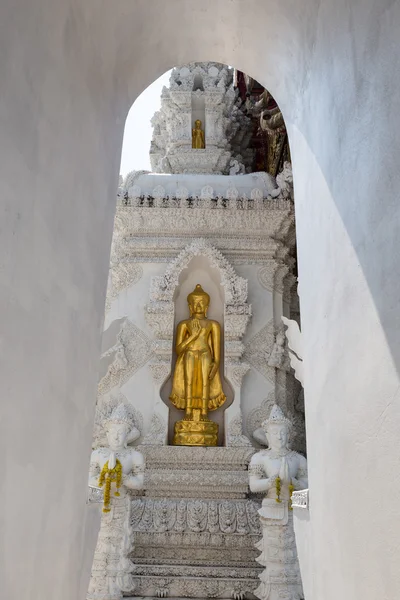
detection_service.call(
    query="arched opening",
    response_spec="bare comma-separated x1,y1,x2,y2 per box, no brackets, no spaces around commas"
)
4,4,400,600
91,61,304,599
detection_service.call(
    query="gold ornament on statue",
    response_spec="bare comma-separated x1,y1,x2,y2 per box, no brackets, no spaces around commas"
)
98,459,123,513
192,119,205,149
170,284,226,446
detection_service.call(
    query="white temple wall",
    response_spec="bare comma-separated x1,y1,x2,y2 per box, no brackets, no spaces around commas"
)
3,0,400,598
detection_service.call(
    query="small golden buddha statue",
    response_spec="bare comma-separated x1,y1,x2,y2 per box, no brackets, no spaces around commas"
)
170,284,226,446
192,119,205,149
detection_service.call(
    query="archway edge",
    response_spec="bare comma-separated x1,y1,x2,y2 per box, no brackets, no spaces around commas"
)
2,1,400,600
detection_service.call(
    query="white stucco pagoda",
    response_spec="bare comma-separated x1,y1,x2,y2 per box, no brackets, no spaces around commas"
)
149,62,254,175
88,63,304,599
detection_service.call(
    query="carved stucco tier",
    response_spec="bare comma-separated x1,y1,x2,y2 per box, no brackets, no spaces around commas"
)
128,445,261,599
107,185,295,314
148,62,254,175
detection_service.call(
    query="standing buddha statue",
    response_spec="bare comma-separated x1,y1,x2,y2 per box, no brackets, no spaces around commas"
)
170,284,226,446
192,119,205,149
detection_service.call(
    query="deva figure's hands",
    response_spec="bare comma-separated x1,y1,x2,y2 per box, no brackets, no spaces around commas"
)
279,457,290,484
108,451,116,470
209,361,219,380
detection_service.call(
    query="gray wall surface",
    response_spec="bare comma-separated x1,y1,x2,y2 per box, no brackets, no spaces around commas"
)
1,1,399,599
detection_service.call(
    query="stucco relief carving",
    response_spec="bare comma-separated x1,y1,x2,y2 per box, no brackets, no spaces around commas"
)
137,445,255,499
130,443,261,598
140,445,254,468
148,360,171,386
131,497,261,535
105,208,144,310
257,260,295,298
225,359,250,387
145,239,251,355
243,320,276,383
98,320,154,397
133,576,259,600
145,468,249,492
226,413,253,447
110,199,295,276
267,324,291,371
106,262,143,310
149,239,249,305
291,489,309,510
140,412,168,446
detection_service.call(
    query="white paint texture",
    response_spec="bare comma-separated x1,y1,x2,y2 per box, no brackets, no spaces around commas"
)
1,1,400,600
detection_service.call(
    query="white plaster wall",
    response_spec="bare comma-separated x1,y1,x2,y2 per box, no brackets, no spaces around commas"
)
2,1,400,599
192,94,206,139
103,263,165,436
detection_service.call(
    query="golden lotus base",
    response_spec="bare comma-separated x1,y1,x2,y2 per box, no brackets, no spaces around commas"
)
173,411,218,446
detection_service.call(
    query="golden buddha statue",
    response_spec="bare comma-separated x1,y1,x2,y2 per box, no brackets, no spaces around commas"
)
192,119,205,149
170,284,226,446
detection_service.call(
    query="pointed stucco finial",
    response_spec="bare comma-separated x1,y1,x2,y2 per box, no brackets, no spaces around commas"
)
261,404,292,431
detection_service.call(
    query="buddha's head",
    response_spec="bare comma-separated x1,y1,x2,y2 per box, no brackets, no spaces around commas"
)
194,119,202,130
261,404,291,451
187,284,210,318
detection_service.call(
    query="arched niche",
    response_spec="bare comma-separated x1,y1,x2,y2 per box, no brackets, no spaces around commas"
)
145,239,251,446
191,70,206,143
160,254,233,445
191,92,206,144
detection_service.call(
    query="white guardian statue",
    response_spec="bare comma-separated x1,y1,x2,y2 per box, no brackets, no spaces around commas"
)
249,405,308,600
87,403,144,600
